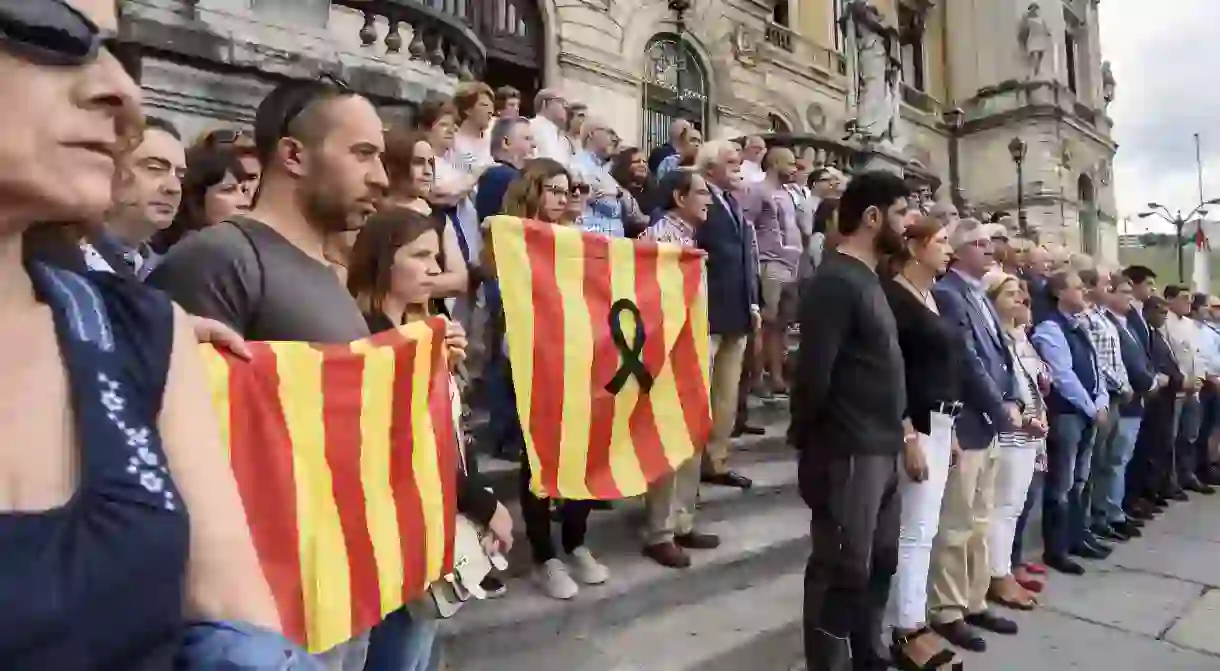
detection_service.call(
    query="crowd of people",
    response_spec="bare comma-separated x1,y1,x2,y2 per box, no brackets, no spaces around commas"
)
3,2,1217,671
795,175,1220,670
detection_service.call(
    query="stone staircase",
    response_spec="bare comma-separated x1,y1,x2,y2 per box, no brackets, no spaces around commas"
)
439,396,805,671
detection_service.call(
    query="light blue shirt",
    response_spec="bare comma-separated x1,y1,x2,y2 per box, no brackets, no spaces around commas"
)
1196,320,1220,377
1032,314,1108,418
571,150,624,238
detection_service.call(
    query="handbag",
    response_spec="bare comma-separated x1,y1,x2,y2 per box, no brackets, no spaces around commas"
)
410,377,507,621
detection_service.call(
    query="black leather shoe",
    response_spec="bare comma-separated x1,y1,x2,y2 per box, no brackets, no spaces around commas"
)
1171,489,1190,501
731,424,765,437
1044,553,1085,575
701,471,753,489
1125,503,1154,521
1113,520,1143,538
1071,542,1111,560
1092,524,1129,542
675,531,721,550
932,619,987,652
1184,479,1216,495
965,610,1019,635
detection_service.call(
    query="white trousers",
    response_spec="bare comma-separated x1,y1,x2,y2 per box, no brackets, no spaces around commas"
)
987,445,1038,578
894,413,954,629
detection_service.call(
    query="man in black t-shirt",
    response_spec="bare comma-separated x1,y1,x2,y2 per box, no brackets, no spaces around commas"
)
790,171,909,671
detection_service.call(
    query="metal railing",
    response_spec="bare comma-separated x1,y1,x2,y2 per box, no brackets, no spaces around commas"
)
332,0,486,79
763,23,847,78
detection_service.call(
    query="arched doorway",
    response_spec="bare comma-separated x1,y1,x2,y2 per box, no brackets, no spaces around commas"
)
472,0,545,114
1078,174,1098,254
641,34,709,153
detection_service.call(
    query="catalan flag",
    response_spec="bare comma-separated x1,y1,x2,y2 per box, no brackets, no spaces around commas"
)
199,321,458,654
489,216,712,500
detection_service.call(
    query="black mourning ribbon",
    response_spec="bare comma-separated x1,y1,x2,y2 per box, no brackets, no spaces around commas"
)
605,298,654,395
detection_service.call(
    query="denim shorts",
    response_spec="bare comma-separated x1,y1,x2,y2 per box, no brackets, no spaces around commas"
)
176,620,322,670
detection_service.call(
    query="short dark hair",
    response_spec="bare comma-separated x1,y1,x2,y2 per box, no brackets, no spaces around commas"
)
1144,295,1167,315
808,168,831,188
253,77,356,165
489,116,529,159
1123,265,1157,284
415,99,458,131
143,115,181,141
836,171,909,237
1192,292,1209,312
657,169,699,211
1047,270,1078,300
1164,284,1189,300
494,85,521,112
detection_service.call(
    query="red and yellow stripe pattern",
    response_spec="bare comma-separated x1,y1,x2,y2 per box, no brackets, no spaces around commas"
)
200,321,457,654
489,216,712,500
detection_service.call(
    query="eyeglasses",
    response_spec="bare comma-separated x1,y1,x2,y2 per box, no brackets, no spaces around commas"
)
571,183,591,196
202,128,248,147
278,72,352,140
0,0,115,66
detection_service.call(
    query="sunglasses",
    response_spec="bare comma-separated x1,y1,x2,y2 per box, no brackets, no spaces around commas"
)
278,72,352,140
203,128,248,146
0,0,115,66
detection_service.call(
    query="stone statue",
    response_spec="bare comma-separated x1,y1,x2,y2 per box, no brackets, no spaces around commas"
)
731,24,759,69
845,1,900,143
1018,2,1052,80
1101,60,1116,107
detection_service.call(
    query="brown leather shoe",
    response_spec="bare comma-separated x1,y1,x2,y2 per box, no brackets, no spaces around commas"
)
675,531,721,550
643,542,691,568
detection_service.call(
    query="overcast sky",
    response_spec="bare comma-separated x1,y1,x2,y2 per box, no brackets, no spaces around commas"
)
1101,0,1220,233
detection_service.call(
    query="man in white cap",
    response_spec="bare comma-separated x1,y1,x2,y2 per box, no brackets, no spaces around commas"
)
928,218,1024,652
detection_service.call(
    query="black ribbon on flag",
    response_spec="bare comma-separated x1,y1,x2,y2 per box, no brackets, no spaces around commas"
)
605,298,654,394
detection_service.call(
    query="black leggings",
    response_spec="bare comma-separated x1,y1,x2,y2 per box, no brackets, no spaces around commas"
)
519,454,594,564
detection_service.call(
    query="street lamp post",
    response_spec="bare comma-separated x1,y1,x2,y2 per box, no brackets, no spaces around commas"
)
1138,198,1220,283
944,107,965,211
1008,136,1028,237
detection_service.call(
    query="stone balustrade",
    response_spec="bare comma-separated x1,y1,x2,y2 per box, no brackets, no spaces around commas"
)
762,22,848,81
332,0,486,80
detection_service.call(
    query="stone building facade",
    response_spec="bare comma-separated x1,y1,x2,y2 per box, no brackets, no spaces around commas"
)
122,0,1120,261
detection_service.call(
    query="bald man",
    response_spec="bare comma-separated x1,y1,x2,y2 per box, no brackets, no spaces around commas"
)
648,118,692,174
740,135,767,184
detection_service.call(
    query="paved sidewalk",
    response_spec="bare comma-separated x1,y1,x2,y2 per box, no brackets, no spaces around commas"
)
940,494,1220,670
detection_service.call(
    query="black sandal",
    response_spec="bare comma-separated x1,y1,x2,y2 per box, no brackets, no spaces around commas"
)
890,628,964,671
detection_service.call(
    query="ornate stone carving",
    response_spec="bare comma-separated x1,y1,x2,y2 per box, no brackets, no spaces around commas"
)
731,24,759,68
1018,2,1052,80
1101,60,1116,108
844,0,902,146
805,102,827,134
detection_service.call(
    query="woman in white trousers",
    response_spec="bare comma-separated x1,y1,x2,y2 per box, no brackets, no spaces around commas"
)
883,214,962,670
983,273,1045,610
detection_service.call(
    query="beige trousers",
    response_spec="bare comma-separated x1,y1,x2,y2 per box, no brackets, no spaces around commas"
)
703,333,748,476
644,453,702,545
928,440,1000,624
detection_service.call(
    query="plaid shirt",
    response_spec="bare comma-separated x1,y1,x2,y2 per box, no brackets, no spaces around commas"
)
1080,306,1131,395
641,211,696,248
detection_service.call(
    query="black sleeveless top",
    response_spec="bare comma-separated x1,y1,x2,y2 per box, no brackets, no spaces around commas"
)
0,265,189,669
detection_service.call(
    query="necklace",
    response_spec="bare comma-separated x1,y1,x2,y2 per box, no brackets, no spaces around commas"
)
897,273,937,312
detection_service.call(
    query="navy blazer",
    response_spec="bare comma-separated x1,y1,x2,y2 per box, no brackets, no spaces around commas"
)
1106,311,1155,417
1126,304,1153,355
696,189,760,336
933,271,1019,449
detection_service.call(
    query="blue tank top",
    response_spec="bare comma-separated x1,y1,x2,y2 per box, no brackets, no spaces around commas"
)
0,265,189,669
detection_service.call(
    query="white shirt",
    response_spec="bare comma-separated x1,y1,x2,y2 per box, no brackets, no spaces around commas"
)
530,115,569,166
1165,312,1203,382
741,160,766,185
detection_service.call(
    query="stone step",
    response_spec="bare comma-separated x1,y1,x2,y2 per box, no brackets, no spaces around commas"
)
447,570,806,671
439,469,809,664
474,396,793,501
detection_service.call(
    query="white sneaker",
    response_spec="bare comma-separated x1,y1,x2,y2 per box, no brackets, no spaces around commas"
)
535,558,578,599
568,546,610,585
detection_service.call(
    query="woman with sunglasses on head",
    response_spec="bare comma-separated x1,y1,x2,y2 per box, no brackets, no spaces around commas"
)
346,207,514,671
0,0,307,668
983,273,1047,610
151,143,254,254
485,158,610,600
882,213,963,671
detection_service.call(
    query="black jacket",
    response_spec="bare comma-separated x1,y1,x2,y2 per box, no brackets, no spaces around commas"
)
696,190,759,336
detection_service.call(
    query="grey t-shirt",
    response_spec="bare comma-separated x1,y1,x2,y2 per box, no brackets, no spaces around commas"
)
147,217,369,343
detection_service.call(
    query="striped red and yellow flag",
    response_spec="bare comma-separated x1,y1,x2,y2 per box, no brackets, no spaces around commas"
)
199,320,458,654
489,216,712,500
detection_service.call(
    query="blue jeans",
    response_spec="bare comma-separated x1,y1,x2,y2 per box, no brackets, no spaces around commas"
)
1042,413,1096,557
177,621,321,670
364,607,439,671
1092,416,1142,525
1176,395,1203,482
